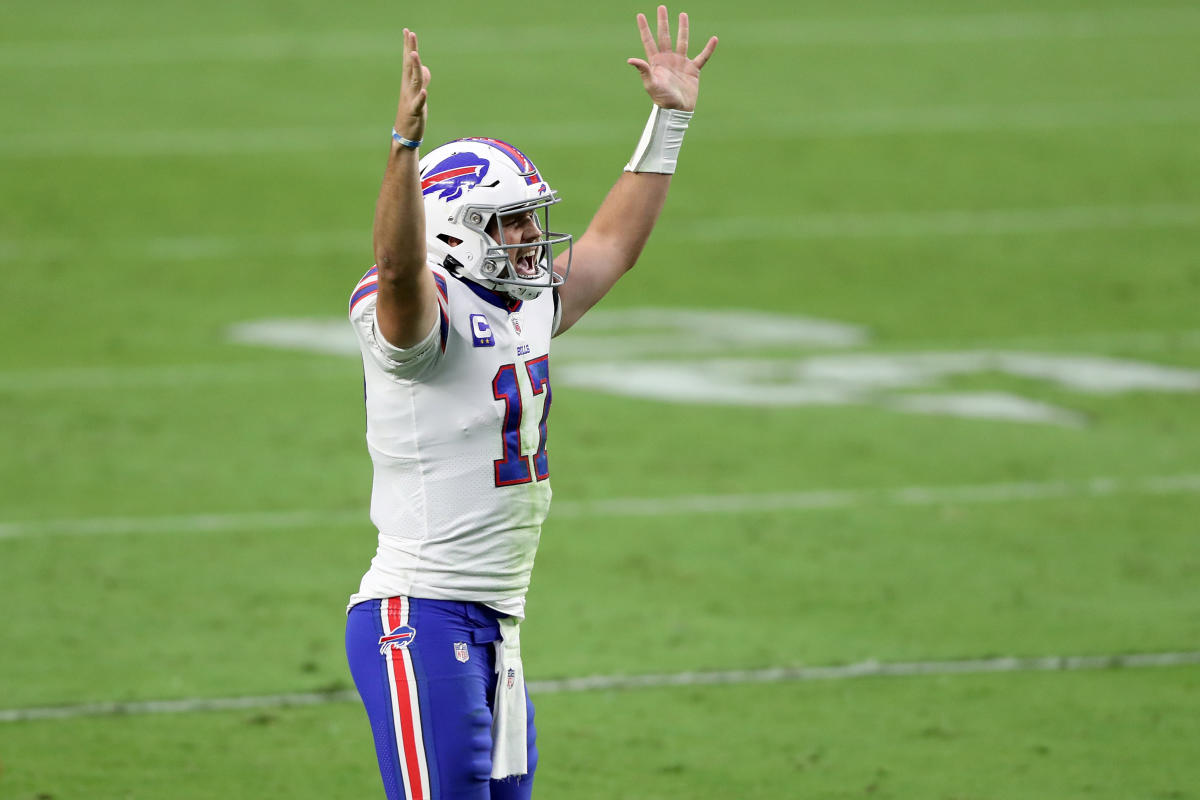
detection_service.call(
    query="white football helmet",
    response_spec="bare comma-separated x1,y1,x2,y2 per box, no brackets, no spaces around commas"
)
419,137,572,301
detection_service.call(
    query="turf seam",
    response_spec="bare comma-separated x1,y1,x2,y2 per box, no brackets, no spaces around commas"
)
3,650,1198,723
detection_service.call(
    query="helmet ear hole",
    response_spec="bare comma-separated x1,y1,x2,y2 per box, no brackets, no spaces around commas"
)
436,233,463,247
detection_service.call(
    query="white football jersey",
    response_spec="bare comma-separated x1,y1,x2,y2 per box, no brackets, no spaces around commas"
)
347,259,559,619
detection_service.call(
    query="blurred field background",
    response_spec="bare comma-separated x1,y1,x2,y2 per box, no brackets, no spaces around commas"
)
2,0,1199,797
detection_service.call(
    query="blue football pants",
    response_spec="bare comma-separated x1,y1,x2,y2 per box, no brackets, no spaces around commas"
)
346,597,537,800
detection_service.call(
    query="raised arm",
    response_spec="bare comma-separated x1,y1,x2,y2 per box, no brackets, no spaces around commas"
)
554,6,718,335
372,29,440,348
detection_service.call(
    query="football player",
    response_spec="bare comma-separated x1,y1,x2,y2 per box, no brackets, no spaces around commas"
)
344,7,717,799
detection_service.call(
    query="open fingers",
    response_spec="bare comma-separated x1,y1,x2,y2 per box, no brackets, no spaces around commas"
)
404,29,422,83
636,12,657,58
411,52,424,94
675,12,689,56
693,34,718,69
626,57,651,85
408,31,429,91
656,5,672,53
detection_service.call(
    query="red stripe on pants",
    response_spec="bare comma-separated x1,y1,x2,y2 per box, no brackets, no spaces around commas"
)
387,598,425,800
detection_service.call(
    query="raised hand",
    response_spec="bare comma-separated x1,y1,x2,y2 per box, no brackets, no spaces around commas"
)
627,6,718,112
394,28,431,143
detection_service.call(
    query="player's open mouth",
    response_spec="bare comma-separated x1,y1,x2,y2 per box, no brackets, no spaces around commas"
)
514,253,538,277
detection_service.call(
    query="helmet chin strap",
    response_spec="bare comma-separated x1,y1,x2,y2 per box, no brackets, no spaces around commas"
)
443,250,543,301
429,189,567,301
435,233,511,285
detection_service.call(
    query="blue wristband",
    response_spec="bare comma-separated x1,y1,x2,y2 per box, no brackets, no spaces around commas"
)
392,129,421,149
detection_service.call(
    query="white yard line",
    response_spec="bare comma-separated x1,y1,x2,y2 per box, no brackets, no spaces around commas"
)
2,474,1198,541
0,509,365,539
0,361,352,392
2,8,1199,68
690,203,1200,241
555,475,1200,516
3,203,1198,266
3,650,1198,723
767,98,1200,138
2,99,1200,158
0,229,365,264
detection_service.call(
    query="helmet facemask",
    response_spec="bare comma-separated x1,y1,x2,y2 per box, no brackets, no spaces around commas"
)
470,197,572,301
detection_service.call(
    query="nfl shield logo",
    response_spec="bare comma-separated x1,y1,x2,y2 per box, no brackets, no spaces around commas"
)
506,667,516,689
510,313,523,336
454,642,469,663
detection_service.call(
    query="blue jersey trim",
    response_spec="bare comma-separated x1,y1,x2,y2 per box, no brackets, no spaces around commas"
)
456,276,523,313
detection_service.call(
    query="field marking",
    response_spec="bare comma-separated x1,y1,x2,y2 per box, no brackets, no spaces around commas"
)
2,474,1198,541
1,328,1198,395
0,361,354,392
2,8,1199,68
767,98,1200,138
3,99,1200,158
3,650,1198,724
689,203,1200,241
3,202,1198,266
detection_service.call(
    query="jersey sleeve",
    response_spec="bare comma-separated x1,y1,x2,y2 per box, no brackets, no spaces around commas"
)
348,266,450,380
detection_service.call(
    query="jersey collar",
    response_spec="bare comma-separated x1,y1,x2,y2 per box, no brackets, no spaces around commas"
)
457,275,524,313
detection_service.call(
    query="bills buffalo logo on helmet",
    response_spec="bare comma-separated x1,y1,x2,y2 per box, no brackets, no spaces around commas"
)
421,153,490,202
378,624,416,655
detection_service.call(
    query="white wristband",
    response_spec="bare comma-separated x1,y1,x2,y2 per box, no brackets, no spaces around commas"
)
391,128,422,149
624,105,693,174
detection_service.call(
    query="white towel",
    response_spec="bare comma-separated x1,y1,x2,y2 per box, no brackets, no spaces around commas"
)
491,617,528,779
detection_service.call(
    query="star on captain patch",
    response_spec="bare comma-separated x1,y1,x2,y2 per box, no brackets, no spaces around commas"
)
454,642,470,663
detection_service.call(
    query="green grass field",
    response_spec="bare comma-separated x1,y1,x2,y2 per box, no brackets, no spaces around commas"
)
2,0,1199,798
